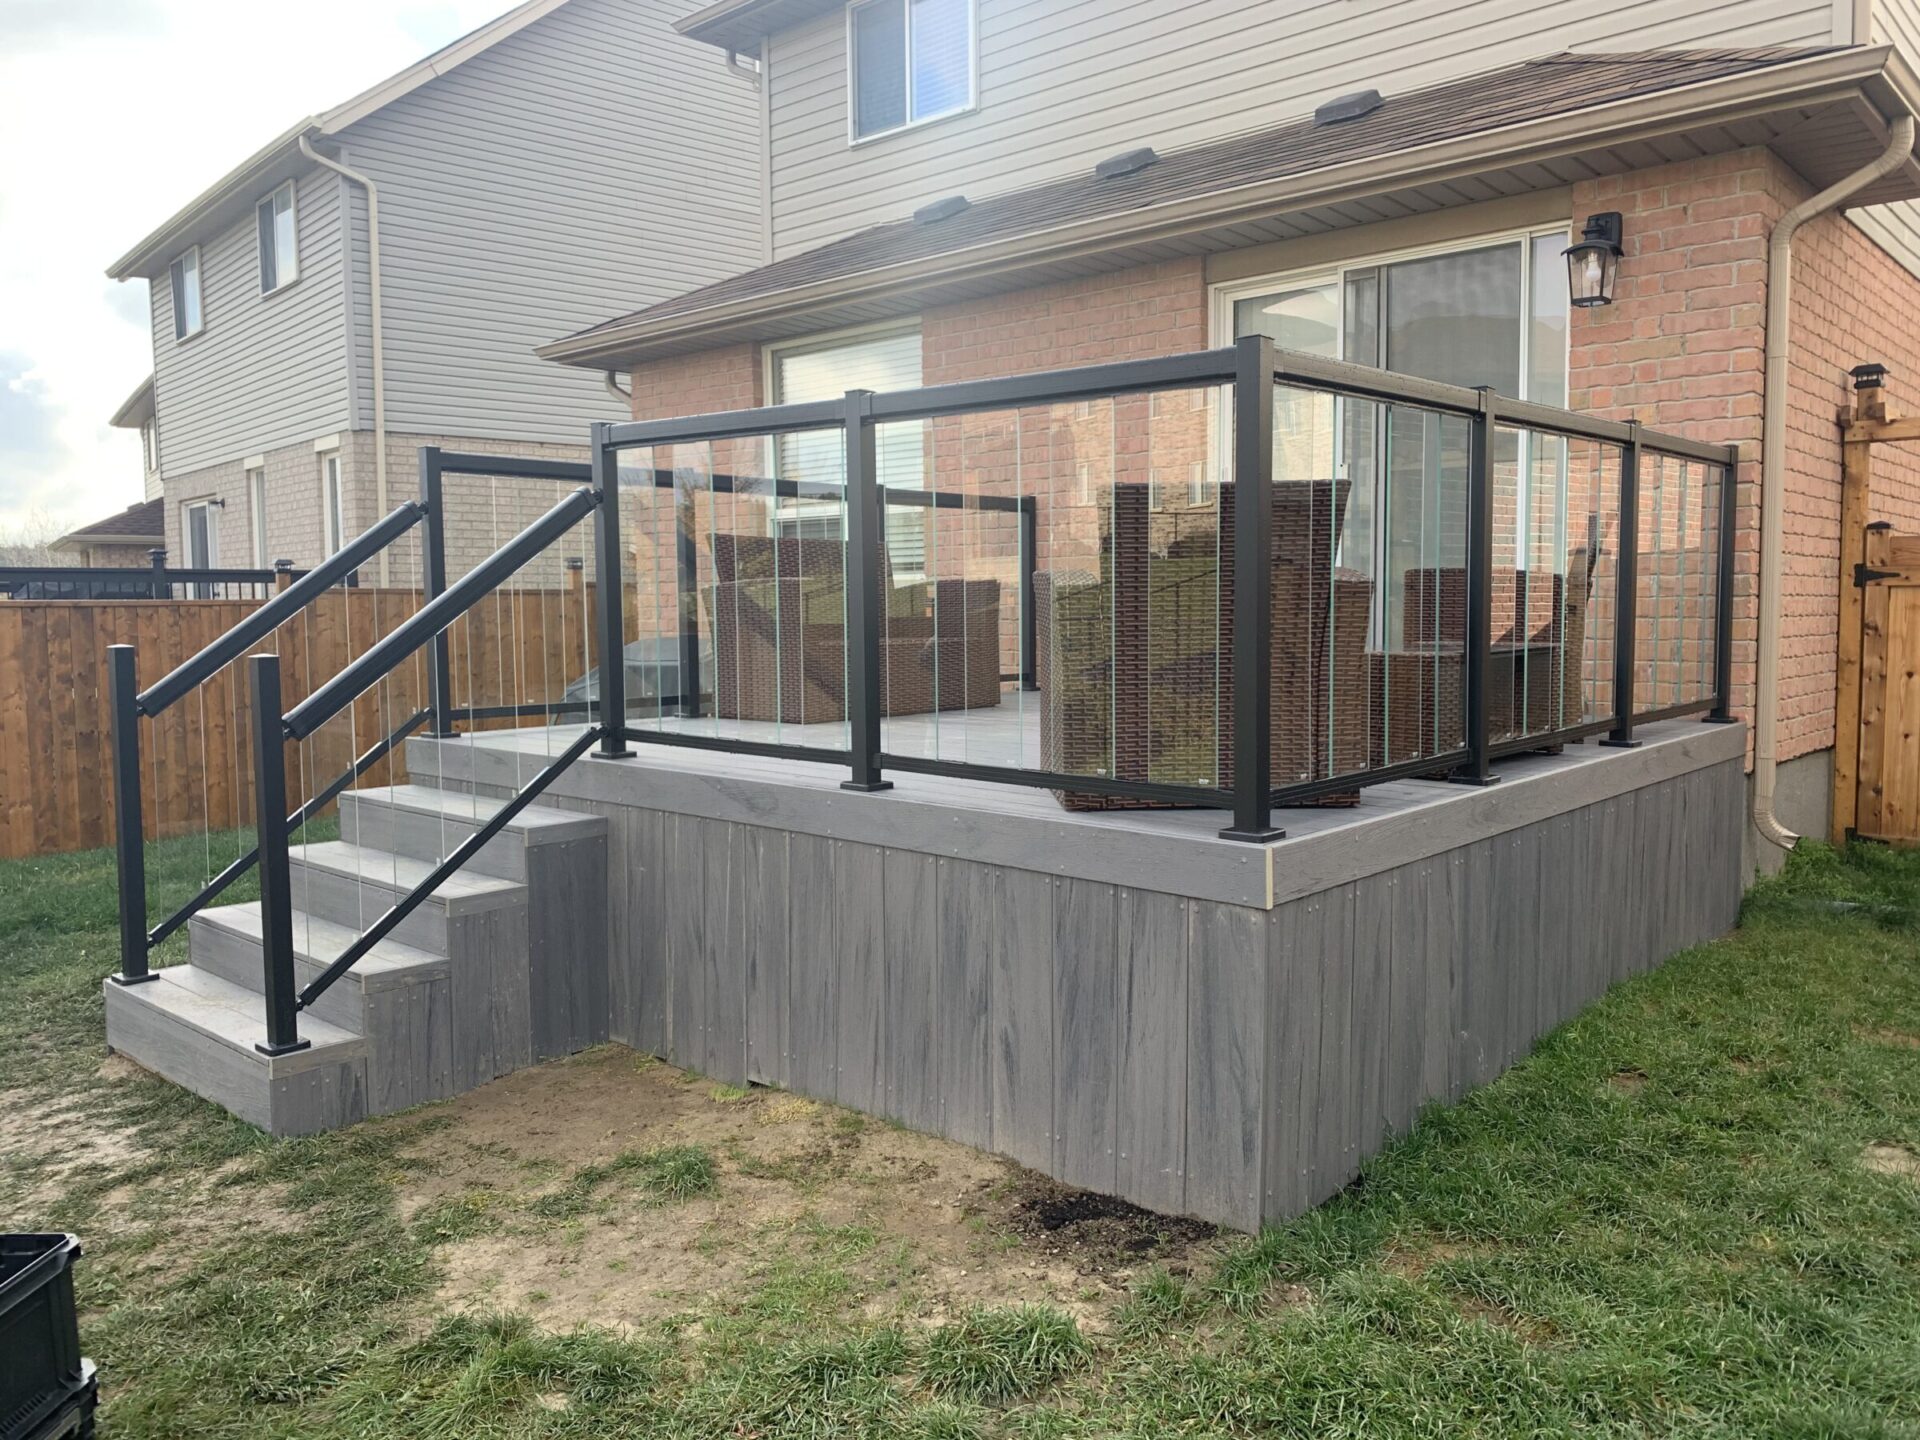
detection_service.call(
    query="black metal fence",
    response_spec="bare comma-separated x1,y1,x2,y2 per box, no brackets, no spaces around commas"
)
0,555,298,601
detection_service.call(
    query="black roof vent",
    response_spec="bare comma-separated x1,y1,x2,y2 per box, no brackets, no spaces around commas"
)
913,194,971,224
1095,146,1159,181
1314,88,1384,125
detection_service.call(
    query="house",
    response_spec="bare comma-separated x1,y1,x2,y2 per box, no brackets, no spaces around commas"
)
105,0,767,579
107,377,162,504
46,498,164,571
542,0,1920,873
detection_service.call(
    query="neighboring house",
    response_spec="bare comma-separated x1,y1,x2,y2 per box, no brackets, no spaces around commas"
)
46,499,165,570
107,0,766,578
542,0,1920,864
108,377,163,503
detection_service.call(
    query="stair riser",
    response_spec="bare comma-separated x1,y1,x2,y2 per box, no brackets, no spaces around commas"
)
338,796,528,881
284,861,458,952
104,982,368,1137
188,920,365,1032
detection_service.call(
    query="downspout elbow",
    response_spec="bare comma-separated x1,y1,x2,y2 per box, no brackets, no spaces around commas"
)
1753,113,1915,852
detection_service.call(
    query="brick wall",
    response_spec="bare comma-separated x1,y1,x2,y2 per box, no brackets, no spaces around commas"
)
1572,147,1920,767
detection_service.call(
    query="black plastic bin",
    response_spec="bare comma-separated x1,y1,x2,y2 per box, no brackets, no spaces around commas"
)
1,1235,95,1440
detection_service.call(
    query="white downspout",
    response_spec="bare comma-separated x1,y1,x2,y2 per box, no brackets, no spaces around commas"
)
1753,113,1915,851
604,371,632,405
300,133,389,583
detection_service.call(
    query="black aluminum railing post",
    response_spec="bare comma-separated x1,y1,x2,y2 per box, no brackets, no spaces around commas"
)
1450,388,1501,786
107,645,155,988
247,653,307,1056
1220,335,1284,841
148,548,167,600
675,484,702,720
1603,422,1644,748
1707,453,1738,723
1019,497,1039,691
590,422,634,759
419,447,458,738
842,389,893,794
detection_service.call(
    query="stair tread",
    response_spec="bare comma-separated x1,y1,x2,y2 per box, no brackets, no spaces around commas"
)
289,841,526,908
196,903,449,980
342,784,602,842
131,966,363,1053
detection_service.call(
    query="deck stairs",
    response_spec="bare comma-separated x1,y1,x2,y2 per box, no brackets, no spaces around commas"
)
104,777,608,1135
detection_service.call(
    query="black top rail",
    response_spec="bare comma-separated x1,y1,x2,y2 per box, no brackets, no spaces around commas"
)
136,501,426,717
285,484,600,741
436,453,594,483
0,565,292,587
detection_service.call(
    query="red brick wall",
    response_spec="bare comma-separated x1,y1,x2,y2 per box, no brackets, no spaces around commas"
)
1572,147,1920,766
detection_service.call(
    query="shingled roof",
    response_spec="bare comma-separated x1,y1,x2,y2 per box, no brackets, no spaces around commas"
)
542,46,1879,369
52,499,164,551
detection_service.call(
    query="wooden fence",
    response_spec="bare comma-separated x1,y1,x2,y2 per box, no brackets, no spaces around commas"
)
0,583,608,859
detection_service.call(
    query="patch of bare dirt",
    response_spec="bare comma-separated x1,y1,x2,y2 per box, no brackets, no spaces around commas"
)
994,1172,1215,1269
406,1048,1220,1334
1382,1239,1473,1281
1854,1025,1920,1052
1607,1069,1649,1095
1861,1143,1920,1181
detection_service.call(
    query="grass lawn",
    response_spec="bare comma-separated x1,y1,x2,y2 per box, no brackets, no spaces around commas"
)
3,835,1920,1437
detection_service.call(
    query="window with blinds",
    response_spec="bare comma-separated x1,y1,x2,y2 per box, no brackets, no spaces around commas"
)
770,325,928,577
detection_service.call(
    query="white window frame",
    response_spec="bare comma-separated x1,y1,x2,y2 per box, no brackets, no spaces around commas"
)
256,180,299,295
169,246,203,341
1209,223,1572,578
320,452,345,555
247,466,269,567
140,420,158,474
846,0,978,146
181,498,220,569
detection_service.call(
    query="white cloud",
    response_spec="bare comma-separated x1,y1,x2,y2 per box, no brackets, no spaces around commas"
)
0,0,510,533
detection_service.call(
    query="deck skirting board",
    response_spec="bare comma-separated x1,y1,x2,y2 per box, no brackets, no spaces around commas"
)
477,723,1746,1231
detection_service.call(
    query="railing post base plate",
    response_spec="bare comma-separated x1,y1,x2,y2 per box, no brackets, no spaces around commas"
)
592,747,636,761
1446,768,1502,788
1218,824,1286,843
255,1038,312,1059
1701,713,1739,725
108,971,159,988
841,780,894,794
1599,736,1642,749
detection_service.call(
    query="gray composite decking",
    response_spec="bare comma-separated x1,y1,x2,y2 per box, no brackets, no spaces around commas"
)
418,714,1747,1230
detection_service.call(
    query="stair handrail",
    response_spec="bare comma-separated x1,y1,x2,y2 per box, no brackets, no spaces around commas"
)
136,500,427,716
284,485,601,742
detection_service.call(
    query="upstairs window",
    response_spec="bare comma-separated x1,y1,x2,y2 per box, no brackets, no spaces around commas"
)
169,247,203,340
850,0,974,142
257,181,298,293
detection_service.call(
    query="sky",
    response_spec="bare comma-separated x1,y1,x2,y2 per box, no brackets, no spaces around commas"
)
0,0,513,539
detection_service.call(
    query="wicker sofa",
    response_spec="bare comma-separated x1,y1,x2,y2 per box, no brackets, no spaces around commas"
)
706,533,1003,726
1034,479,1373,811
1366,554,1592,767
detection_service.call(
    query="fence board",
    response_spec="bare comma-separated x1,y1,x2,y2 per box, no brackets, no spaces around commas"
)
0,589,600,859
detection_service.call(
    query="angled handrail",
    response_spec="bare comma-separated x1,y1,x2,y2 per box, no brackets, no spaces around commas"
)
143,705,433,952
284,485,600,741
137,500,426,716
296,725,604,1011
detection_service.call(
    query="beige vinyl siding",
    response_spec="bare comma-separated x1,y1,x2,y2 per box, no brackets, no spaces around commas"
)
335,0,766,444
766,0,1841,258
1855,0,1920,281
150,167,352,475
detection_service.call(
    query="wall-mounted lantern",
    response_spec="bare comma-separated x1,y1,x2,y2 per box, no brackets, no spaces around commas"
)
1565,212,1624,308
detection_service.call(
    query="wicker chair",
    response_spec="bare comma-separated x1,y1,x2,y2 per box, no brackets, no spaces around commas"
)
1035,479,1373,812
706,534,1003,725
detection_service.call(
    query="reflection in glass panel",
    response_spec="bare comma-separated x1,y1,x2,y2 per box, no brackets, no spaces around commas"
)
910,0,972,117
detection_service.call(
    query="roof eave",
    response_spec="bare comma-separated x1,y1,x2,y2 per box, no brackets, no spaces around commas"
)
109,376,156,429
543,45,1913,371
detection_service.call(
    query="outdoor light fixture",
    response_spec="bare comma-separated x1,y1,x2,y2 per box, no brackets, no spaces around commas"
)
1564,212,1624,308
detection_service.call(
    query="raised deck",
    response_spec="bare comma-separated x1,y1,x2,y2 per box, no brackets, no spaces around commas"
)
418,715,1745,1230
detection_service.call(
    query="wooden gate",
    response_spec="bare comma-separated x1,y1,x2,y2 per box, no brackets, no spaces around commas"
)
1852,526,1920,844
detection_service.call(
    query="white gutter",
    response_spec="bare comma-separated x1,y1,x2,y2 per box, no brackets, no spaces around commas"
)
300,135,390,584
1752,111,1916,852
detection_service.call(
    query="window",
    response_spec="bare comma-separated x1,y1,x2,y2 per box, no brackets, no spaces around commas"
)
140,420,157,474
320,452,345,554
1222,227,1570,605
768,324,926,572
183,498,218,598
849,0,974,141
169,247,203,340
256,182,298,293
248,467,269,566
